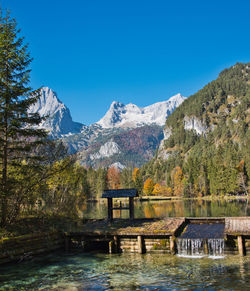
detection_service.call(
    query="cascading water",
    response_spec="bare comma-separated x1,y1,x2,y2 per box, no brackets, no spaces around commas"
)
177,222,225,258
208,239,224,256
177,238,204,257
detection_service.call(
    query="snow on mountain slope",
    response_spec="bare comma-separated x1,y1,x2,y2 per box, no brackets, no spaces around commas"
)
96,93,186,128
28,87,83,137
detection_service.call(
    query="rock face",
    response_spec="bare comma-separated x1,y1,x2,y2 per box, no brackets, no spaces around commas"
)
158,126,173,160
28,87,83,138
183,116,207,135
97,94,186,128
110,162,126,170
90,141,121,160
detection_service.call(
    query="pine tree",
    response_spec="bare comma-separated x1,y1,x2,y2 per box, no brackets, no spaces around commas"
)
0,13,47,226
96,168,107,198
120,167,133,188
132,167,143,195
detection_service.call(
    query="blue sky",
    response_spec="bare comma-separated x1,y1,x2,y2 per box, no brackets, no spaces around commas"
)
3,0,250,125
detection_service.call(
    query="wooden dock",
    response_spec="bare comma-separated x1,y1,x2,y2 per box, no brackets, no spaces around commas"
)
66,218,185,254
65,217,250,256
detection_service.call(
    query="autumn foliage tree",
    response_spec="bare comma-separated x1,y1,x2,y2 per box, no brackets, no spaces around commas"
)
107,166,120,189
152,184,172,196
171,166,184,196
143,178,154,195
132,168,140,182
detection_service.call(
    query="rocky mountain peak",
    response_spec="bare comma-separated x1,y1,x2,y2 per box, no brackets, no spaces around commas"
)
28,87,83,138
96,94,186,129
29,87,65,118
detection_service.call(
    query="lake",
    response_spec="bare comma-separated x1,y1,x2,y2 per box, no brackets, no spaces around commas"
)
81,198,250,219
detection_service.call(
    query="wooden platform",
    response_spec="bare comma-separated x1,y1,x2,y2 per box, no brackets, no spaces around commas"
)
76,218,185,236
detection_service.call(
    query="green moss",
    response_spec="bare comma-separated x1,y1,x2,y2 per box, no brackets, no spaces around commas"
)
160,239,168,247
152,244,158,250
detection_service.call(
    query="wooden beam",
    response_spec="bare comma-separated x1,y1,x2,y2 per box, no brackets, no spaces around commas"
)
107,198,113,221
114,235,119,253
170,236,175,254
109,241,113,254
137,235,144,254
129,197,134,220
238,235,245,256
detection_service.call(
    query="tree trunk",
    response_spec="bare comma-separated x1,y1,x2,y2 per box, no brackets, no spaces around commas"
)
1,112,8,227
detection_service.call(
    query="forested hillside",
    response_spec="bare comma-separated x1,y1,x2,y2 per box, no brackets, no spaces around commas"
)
140,63,250,196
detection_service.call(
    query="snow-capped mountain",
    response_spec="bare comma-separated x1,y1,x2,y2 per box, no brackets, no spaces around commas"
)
96,94,186,128
29,87,186,167
28,87,83,138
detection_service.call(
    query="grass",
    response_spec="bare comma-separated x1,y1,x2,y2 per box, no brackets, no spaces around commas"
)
0,214,81,240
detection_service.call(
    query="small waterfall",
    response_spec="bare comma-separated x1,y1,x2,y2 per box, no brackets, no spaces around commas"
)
208,239,224,256
177,238,204,257
177,238,224,257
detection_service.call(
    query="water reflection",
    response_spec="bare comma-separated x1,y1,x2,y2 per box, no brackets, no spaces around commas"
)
82,198,250,219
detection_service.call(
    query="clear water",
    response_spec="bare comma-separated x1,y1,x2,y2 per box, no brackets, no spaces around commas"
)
82,198,250,219
0,252,249,290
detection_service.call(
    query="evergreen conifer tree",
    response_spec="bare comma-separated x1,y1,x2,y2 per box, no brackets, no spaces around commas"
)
0,12,47,226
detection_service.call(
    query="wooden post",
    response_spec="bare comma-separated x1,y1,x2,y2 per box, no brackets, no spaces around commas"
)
129,197,134,220
108,198,113,221
109,240,113,254
170,236,175,254
114,235,119,253
238,235,244,256
137,235,144,254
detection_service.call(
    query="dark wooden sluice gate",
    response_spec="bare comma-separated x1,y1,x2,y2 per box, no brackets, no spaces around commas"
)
102,188,138,221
